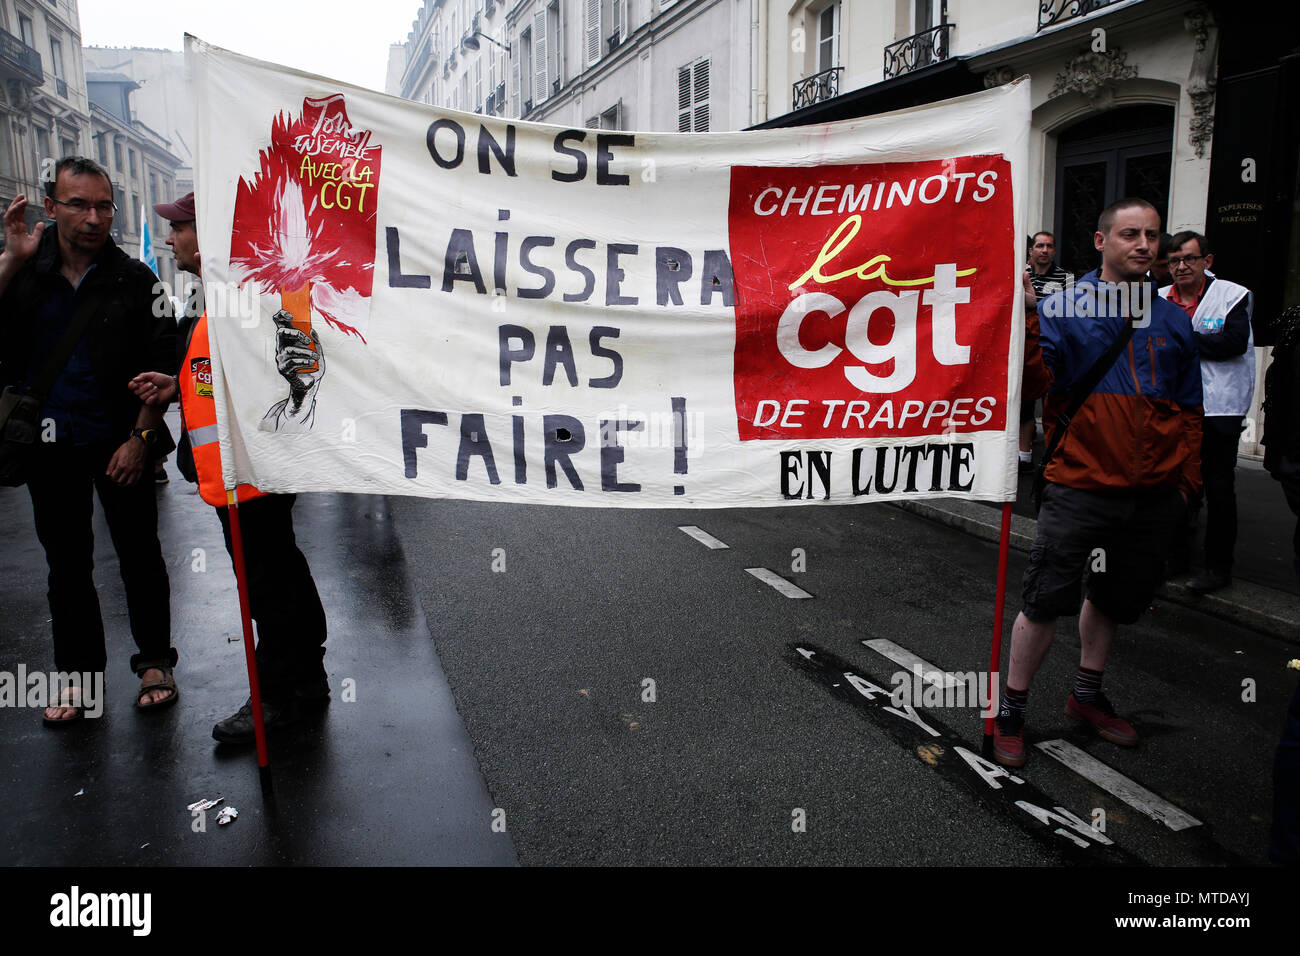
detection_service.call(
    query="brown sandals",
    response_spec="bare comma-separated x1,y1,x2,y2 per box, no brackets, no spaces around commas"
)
136,666,179,711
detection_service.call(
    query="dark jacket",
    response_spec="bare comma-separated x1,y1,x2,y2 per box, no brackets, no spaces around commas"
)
0,226,175,442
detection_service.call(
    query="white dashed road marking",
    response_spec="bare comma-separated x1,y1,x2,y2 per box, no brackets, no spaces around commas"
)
862,638,963,688
1035,739,1202,831
745,567,812,599
677,525,729,550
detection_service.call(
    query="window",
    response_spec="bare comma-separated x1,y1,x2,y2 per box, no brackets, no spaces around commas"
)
96,135,107,166
677,57,709,132
611,0,624,47
49,36,64,78
35,127,50,167
129,148,137,178
587,0,625,66
547,0,561,93
19,16,35,50
474,57,482,109
816,3,839,74
0,122,13,178
600,102,622,130
60,136,74,159
113,139,122,172
911,0,942,35
131,194,139,234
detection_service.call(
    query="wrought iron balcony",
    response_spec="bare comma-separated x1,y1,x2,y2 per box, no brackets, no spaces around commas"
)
0,29,43,84
485,90,496,113
792,66,842,110
883,23,953,79
1038,0,1123,31
608,30,621,53
495,81,504,104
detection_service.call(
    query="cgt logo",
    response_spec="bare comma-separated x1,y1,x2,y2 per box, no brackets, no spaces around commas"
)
776,262,971,392
729,157,1014,441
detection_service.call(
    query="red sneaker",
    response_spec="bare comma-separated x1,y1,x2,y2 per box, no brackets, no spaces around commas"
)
993,713,1027,767
1065,692,1139,746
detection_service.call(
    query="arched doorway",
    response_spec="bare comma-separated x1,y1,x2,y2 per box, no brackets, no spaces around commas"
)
1053,104,1174,277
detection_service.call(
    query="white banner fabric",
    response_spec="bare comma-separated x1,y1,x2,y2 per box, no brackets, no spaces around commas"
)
188,36,1029,508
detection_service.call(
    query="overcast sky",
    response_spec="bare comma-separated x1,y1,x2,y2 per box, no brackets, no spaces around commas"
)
78,0,420,93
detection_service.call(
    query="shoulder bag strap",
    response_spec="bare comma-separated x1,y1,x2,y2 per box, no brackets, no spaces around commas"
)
1032,318,1137,505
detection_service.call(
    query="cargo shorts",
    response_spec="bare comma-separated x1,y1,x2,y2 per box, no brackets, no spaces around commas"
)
1022,482,1186,625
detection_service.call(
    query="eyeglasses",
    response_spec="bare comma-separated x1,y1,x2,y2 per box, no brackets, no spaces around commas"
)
50,198,117,217
1167,254,1204,267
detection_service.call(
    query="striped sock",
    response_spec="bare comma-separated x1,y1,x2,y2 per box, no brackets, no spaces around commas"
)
999,685,1028,722
1073,666,1104,705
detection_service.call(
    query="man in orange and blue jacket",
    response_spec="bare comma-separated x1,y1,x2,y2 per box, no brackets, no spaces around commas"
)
994,197,1203,768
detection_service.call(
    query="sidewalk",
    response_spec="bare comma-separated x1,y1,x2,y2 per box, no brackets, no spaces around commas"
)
895,454,1300,643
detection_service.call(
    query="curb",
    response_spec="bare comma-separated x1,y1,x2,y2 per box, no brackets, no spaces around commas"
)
893,497,1300,645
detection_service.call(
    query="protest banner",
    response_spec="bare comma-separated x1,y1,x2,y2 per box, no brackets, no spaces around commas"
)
188,36,1030,508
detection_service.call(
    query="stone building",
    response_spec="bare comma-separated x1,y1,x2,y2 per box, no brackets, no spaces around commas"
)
0,0,91,227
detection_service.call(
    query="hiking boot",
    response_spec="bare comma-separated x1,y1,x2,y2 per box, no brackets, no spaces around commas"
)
993,712,1027,767
1065,692,1138,746
1186,568,1230,594
212,696,294,744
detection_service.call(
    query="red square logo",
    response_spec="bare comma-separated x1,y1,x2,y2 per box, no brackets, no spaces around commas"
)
729,156,1014,440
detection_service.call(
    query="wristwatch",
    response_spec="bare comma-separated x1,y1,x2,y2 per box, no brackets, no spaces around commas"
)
131,427,158,448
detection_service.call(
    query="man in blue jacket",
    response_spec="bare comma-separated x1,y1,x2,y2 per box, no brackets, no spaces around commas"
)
994,198,1203,768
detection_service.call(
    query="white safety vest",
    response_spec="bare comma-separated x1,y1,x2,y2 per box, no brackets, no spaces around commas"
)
1161,277,1254,417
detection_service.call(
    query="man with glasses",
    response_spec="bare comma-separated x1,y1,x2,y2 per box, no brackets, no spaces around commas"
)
0,156,177,722
1160,231,1254,593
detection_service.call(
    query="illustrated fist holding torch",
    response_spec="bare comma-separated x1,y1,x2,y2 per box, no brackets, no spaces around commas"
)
265,307,325,430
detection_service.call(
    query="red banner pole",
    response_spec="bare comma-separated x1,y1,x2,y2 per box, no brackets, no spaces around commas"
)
983,502,1013,750
226,490,270,768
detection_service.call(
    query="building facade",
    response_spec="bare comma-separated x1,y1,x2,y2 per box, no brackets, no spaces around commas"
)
82,46,193,196
85,71,182,287
0,0,91,227
388,0,753,132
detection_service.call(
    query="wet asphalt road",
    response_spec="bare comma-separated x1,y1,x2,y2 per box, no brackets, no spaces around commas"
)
0,412,1294,867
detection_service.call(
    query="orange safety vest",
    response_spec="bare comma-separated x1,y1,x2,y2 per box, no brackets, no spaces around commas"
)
180,312,264,507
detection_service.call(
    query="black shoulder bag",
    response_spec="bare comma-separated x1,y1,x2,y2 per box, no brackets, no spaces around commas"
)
0,287,107,486
1031,318,1137,511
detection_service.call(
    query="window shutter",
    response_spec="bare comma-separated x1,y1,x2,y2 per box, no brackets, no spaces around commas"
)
585,0,601,67
693,58,710,131
475,59,482,109
534,9,549,103
511,43,520,112
677,64,691,131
